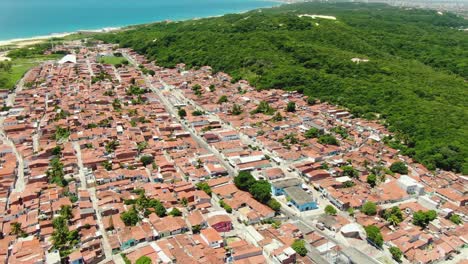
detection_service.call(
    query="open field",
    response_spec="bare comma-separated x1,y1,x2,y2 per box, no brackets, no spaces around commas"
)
99,55,128,66
0,55,61,90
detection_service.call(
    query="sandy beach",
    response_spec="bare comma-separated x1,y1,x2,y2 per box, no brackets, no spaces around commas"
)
0,27,123,48
0,33,73,48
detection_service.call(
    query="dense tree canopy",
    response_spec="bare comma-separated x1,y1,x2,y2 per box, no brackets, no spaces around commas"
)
365,225,383,248
234,171,256,191
291,239,308,256
413,210,437,228
96,2,468,174
325,205,337,215
361,201,377,216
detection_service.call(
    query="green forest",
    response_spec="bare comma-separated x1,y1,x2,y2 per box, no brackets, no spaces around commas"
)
95,2,468,174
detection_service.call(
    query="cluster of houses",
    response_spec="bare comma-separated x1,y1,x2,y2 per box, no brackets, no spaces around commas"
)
138,50,467,263
0,42,465,264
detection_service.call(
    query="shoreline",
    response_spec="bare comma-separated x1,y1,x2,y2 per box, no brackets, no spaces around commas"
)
0,0,291,48
0,27,122,48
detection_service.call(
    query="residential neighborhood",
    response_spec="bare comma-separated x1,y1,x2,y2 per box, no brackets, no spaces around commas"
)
0,41,466,264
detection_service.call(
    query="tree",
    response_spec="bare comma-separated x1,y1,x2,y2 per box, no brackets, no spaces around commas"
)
325,205,337,215
449,214,462,225
169,207,182,217
52,146,62,156
121,254,131,264
195,182,212,196
59,205,73,220
304,127,321,139
102,160,113,171
318,134,339,146
51,216,79,255
412,210,437,228
152,200,167,217
94,3,468,175
343,180,355,188
234,171,256,191
140,155,154,166
361,201,377,216
135,256,152,264
231,104,243,115
192,110,204,116
219,200,232,213
390,161,408,174
267,198,281,212
54,126,70,141
192,224,201,233
291,239,307,256
209,84,215,92
286,101,296,112
367,174,377,187
105,140,119,153
137,141,148,153
384,206,403,226
249,180,271,203
306,97,316,105
47,157,67,187
181,197,188,207
251,101,275,115
178,108,187,119
217,95,228,104
389,246,403,262
342,166,359,178
121,206,139,226
272,112,283,122
364,225,383,248
10,222,25,237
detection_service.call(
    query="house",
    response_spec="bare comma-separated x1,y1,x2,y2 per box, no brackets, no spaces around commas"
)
271,178,302,196
305,169,330,182
200,227,223,248
68,250,84,264
58,54,77,64
284,186,318,211
264,167,285,180
263,240,296,264
397,175,425,195
207,213,232,232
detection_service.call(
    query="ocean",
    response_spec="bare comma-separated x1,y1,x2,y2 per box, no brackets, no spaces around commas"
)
0,0,280,41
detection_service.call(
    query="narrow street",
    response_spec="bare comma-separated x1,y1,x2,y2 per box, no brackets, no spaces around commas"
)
72,141,113,260
124,52,237,176
0,71,29,193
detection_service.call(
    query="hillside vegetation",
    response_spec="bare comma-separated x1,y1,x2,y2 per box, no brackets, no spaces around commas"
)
96,2,468,173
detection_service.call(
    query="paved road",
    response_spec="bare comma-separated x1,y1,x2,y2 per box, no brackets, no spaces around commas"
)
124,52,398,264
124,52,237,176
0,72,29,193
73,142,114,261
0,127,25,193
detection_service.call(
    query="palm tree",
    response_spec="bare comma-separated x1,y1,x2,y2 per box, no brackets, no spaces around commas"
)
11,222,23,236
60,205,73,220
388,215,401,226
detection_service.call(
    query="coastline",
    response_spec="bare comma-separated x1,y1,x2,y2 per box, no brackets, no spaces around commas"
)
0,0,292,48
0,27,122,48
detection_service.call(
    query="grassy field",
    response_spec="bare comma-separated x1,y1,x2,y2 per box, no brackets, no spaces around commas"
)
0,55,61,90
99,55,128,66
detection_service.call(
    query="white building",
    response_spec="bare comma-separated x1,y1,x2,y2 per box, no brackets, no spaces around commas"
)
397,175,425,195
58,54,77,64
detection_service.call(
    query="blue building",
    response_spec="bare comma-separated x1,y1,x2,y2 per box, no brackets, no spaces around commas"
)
271,178,302,196
284,186,318,211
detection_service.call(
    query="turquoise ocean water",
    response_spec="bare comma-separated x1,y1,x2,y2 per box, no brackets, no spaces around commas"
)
0,0,279,41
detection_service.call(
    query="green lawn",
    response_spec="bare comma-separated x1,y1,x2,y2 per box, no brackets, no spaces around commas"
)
0,55,61,90
99,55,128,66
